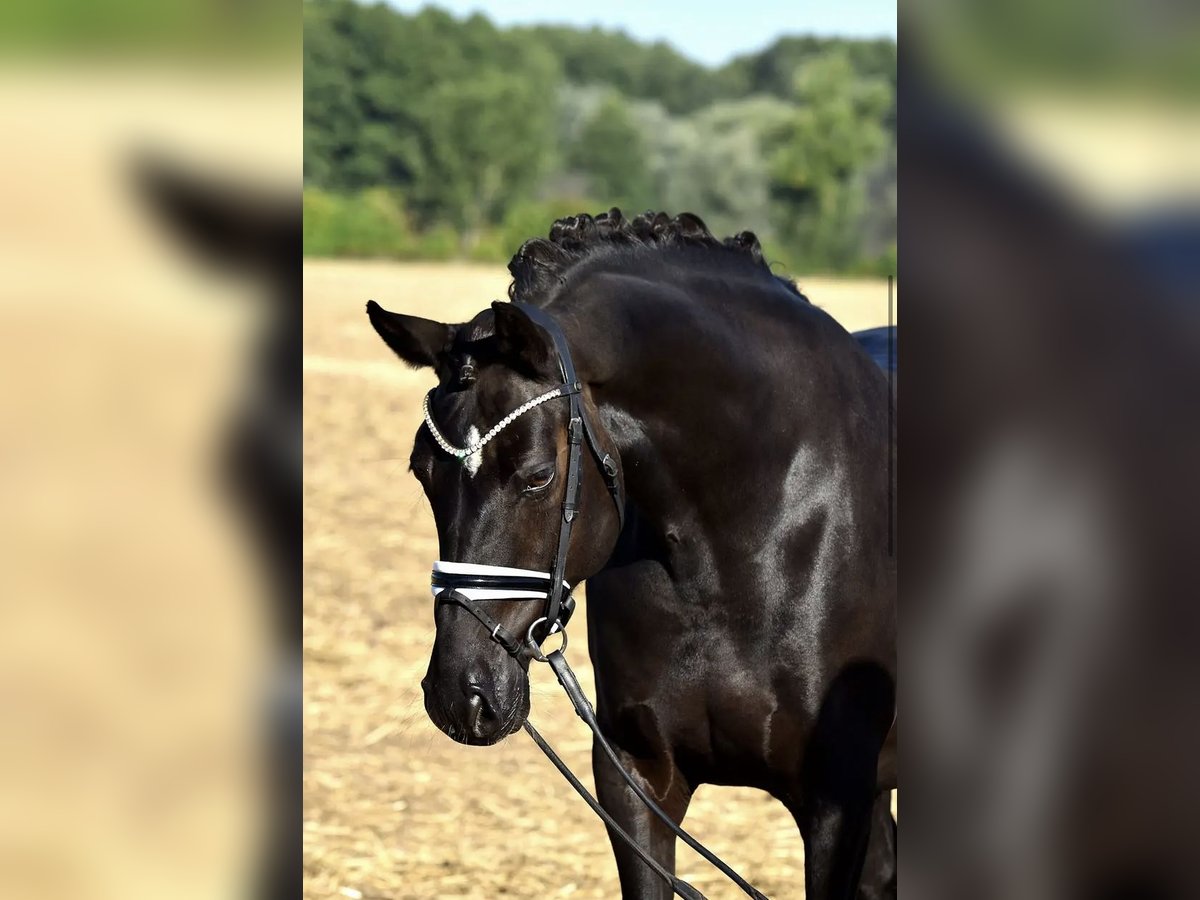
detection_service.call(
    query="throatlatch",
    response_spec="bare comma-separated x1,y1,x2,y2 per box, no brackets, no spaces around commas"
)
424,304,765,900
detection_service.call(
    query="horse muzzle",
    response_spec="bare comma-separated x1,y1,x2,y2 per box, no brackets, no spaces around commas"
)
421,653,530,746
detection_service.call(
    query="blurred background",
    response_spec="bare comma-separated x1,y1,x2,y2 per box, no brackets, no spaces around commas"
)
0,1,298,899
900,2,1200,899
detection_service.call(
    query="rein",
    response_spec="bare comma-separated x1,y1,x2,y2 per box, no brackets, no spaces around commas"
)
427,303,767,900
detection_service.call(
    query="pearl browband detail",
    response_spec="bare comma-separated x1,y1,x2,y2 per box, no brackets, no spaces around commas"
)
422,383,579,461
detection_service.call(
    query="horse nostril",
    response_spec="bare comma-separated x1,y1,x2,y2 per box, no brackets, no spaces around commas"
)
465,692,484,735
463,685,496,738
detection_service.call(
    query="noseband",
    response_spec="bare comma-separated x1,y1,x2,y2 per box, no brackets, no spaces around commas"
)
423,304,766,900
429,560,575,659
428,302,623,658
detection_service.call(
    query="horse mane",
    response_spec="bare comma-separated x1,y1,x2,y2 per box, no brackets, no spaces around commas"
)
506,208,807,305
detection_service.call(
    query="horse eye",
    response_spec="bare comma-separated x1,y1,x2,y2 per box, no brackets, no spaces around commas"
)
523,468,556,495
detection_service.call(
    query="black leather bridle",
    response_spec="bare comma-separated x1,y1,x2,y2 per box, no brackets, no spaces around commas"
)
431,302,623,658
427,303,767,900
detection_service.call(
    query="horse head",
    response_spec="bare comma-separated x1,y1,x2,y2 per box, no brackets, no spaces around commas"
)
367,298,622,744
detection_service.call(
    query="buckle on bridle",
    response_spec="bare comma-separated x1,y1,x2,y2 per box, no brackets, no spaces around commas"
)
601,453,618,479
525,616,568,663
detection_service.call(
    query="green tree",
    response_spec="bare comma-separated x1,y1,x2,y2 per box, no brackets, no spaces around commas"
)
516,25,736,113
413,72,557,244
568,93,654,212
719,36,896,102
302,1,896,272
765,49,893,270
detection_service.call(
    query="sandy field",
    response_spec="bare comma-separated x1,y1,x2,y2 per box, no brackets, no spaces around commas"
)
303,260,893,899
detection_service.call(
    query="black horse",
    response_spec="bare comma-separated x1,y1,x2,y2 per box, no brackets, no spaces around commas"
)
368,211,896,899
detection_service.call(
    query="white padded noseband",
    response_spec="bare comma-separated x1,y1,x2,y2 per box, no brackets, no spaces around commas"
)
430,560,570,602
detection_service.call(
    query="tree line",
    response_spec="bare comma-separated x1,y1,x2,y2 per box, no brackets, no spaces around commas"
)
304,1,896,274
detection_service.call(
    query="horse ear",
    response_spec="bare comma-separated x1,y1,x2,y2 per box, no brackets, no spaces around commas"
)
366,300,454,369
491,301,552,374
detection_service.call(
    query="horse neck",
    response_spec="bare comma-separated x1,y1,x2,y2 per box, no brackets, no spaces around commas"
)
561,290,782,537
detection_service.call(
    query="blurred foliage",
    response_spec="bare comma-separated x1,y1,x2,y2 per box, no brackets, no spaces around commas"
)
766,48,895,271
304,0,896,274
913,0,1200,101
566,93,654,214
0,0,297,59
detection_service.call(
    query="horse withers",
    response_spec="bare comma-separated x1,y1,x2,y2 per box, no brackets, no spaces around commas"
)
368,210,896,899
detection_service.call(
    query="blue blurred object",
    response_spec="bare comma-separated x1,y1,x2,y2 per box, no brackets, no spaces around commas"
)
1120,209,1200,301
853,325,896,372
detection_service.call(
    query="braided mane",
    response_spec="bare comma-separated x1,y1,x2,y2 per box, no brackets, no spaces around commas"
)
506,208,806,305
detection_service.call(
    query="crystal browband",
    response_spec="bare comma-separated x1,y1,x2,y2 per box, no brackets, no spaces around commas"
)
422,383,578,461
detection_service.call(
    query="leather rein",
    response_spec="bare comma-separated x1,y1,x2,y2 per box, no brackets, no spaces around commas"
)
428,303,768,900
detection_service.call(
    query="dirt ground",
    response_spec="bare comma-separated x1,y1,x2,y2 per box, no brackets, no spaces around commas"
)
303,260,894,899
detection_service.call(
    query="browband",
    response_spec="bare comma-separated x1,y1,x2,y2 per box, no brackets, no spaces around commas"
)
422,383,578,461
